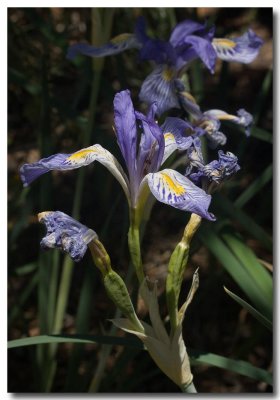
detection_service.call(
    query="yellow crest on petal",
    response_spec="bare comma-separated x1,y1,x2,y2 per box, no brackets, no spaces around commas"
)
160,172,185,195
213,38,236,49
110,33,133,44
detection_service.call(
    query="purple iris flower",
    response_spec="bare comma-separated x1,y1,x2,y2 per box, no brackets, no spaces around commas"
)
38,211,97,262
67,17,263,116
186,138,240,189
176,80,253,148
20,90,215,221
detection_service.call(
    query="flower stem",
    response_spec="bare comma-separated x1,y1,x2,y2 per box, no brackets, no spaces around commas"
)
128,208,145,283
181,381,197,393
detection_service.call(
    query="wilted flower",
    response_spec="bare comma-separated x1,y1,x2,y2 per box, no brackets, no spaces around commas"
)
186,138,240,189
38,211,97,262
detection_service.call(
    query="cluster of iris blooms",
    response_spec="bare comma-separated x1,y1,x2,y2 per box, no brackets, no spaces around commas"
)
19,16,263,391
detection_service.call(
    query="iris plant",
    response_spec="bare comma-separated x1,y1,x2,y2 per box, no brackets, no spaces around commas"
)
68,17,263,116
20,89,215,280
18,15,260,393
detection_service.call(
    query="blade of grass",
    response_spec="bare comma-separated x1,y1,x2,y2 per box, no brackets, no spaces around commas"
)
214,193,272,251
222,233,272,320
198,227,272,320
8,272,39,327
234,164,272,208
224,286,272,330
8,335,272,385
189,350,272,386
64,264,98,391
8,334,142,349
253,69,272,126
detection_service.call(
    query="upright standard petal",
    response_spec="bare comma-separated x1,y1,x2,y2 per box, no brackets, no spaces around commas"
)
212,29,263,64
20,144,130,202
139,65,179,116
38,211,97,262
67,34,141,60
135,107,165,177
113,90,137,178
146,168,216,221
169,20,215,48
175,35,217,73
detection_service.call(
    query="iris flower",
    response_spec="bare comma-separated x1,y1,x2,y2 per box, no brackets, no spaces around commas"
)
67,17,263,115
175,80,253,147
20,90,215,221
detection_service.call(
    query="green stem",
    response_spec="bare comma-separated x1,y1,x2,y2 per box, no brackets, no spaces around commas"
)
181,381,197,393
128,208,144,283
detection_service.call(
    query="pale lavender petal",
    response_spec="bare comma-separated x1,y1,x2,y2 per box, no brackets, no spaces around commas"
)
38,211,97,262
139,65,179,116
20,145,130,201
212,29,263,64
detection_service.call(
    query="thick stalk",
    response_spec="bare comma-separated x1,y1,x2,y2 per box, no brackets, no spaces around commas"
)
181,381,197,393
128,207,144,283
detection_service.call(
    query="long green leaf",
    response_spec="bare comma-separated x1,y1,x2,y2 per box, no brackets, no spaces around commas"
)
8,335,272,385
222,233,273,319
189,350,272,386
214,193,272,251
235,164,272,209
198,228,272,320
224,287,272,330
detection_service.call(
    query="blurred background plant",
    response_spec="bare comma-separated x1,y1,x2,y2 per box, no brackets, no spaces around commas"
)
8,7,272,393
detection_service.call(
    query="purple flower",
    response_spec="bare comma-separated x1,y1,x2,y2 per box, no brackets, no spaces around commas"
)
38,211,97,262
67,17,263,115
20,90,215,221
176,80,253,147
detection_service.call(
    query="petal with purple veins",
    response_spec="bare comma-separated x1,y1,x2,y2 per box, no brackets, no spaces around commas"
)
146,168,216,221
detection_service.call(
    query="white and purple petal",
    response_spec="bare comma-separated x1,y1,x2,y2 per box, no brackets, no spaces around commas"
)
204,108,253,137
212,29,263,64
20,144,130,202
146,168,215,221
139,65,179,116
38,211,97,262
161,117,195,164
